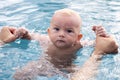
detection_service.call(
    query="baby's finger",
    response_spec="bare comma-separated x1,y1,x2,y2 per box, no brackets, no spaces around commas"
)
97,33,106,37
92,26,97,31
97,30,106,34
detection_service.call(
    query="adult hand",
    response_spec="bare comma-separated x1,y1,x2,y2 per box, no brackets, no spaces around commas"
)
94,35,118,55
0,26,18,43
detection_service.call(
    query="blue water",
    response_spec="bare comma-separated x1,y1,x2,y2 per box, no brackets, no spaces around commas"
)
0,0,120,80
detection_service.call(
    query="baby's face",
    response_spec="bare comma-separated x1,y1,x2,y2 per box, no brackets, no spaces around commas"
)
48,14,82,49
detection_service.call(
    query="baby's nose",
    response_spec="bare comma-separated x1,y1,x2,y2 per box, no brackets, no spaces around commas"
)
59,31,65,37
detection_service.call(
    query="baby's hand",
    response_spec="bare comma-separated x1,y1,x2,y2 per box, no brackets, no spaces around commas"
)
92,26,109,37
15,27,28,39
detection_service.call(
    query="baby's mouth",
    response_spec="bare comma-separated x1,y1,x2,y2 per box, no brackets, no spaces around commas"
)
57,40,65,43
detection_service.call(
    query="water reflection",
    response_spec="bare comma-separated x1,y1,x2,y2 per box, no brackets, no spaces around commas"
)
0,0,120,80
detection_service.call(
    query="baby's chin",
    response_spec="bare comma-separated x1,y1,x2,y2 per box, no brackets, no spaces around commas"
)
54,42,72,49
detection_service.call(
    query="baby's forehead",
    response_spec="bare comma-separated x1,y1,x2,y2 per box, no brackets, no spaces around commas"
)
51,9,81,31
54,9,79,17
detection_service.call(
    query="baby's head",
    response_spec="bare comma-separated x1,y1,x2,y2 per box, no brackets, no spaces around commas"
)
48,9,82,49
51,8,82,33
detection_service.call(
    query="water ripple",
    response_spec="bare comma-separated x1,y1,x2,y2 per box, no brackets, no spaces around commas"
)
0,0,120,80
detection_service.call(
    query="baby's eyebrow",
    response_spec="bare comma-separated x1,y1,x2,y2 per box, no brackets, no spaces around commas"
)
67,28,73,30
53,24,60,27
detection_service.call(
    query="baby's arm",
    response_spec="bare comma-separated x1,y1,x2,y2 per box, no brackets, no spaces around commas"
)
15,27,48,42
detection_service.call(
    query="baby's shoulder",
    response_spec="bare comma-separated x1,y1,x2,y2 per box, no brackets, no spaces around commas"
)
80,40,95,47
38,34,49,41
38,34,51,46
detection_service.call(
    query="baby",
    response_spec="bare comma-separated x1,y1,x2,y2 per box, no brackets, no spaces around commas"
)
0,9,118,80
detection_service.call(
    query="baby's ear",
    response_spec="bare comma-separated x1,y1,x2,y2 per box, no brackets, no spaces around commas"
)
47,28,50,34
77,34,83,41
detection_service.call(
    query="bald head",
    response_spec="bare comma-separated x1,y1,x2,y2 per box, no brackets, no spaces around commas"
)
50,9,82,33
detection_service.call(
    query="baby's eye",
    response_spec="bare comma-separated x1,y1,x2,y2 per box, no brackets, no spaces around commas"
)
67,30,73,33
54,28,59,31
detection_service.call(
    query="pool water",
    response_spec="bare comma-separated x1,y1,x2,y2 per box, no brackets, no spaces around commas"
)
0,0,120,80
